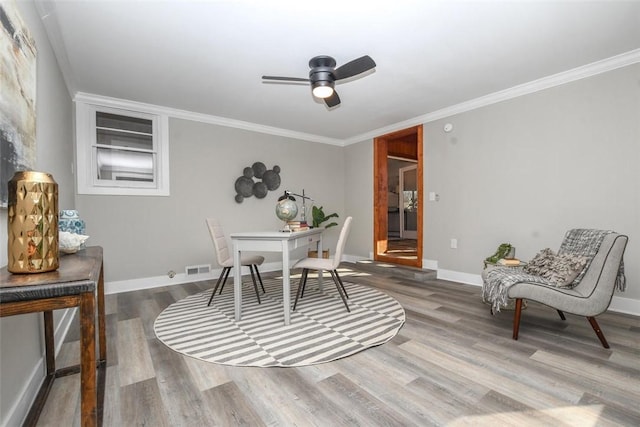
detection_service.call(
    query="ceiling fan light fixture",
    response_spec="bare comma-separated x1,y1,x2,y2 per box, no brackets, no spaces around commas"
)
262,55,376,107
311,81,334,99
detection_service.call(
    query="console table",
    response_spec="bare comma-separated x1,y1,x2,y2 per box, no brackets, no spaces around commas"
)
0,246,106,426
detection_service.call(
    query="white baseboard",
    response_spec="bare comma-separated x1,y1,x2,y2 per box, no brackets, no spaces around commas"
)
609,295,640,316
437,269,484,286
105,261,284,295
2,307,77,427
103,257,640,317
343,254,368,263
438,270,639,316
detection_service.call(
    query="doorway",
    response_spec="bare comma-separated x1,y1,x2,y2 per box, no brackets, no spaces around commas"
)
399,164,418,239
373,125,423,267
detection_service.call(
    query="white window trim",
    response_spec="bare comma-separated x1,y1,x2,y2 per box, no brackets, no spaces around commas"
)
75,94,170,196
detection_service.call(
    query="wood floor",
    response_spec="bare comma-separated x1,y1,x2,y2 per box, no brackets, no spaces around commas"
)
37,262,640,426
385,238,418,260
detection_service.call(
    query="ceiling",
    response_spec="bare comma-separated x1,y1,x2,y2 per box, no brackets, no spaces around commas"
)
37,1,640,144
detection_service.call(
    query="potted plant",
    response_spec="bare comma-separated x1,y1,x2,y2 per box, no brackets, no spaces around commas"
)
309,206,339,258
312,206,339,229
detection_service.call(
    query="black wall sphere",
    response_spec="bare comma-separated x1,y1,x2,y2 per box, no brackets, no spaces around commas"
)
234,162,281,203
252,162,267,179
253,181,268,198
262,169,281,191
235,176,254,197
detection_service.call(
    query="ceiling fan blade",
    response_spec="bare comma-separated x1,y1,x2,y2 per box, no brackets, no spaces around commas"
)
333,55,376,80
324,91,341,108
262,75,310,82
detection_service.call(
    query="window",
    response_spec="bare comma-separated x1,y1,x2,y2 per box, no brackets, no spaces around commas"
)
75,96,170,196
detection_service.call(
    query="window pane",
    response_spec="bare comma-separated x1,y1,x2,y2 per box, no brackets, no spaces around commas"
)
97,128,153,150
76,99,169,196
96,112,152,134
96,147,154,183
403,190,417,211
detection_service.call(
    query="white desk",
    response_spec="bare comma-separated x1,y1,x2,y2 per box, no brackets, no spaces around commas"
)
230,228,323,325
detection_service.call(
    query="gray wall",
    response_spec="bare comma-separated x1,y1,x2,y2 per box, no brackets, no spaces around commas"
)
0,1,74,425
343,64,638,306
75,118,346,284
343,141,373,257
1,4,637,423
423,63,639,301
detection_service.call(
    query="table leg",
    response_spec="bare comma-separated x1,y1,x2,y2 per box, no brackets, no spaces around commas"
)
80,291,97,426
97,261,106,363
282,241,290,325
317,236,324,292
233,241,242,321
43,311,55,375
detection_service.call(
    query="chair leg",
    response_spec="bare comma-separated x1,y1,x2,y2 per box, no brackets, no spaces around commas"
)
330,270,350,312
557,310,566,320
293,269,308,311
208,267,230,306
587,317,610,349
512,298,523,340
334,270,349,299
300,269,309,299
254,265,266,293
218,267,231,294
249,266,261,304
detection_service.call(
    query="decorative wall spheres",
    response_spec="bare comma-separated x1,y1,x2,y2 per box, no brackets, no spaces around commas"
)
234,162,281,203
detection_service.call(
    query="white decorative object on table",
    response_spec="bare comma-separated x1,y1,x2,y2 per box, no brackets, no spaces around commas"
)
59,210,87,248
59,231,90,254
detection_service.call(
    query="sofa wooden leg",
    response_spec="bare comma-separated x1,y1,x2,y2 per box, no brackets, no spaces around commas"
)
512,298,523,340
557,310,566,320
587,317,610,349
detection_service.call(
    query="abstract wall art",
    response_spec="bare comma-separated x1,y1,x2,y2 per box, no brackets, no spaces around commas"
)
1,0,37,208
234,162,281,203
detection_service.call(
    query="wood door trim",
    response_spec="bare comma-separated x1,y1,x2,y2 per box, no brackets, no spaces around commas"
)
373,125,423,268
373,138,389,256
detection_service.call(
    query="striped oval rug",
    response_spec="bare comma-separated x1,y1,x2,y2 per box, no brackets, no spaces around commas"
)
154,277,405,367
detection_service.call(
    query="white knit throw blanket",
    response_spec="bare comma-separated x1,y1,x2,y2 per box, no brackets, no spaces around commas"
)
484,229,625,314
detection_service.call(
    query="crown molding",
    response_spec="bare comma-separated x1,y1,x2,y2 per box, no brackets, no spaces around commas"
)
73,93,344,146
35,0,77,95
344,49,640,145
167,109,345,146
73,48,640,148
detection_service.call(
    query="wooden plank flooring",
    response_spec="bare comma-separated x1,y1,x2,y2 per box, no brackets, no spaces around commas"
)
37,263,640,426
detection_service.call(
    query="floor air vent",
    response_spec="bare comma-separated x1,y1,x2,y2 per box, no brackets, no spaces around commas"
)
185,264,211,276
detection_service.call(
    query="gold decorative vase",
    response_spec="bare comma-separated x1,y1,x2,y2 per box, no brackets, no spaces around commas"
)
7,171,59,273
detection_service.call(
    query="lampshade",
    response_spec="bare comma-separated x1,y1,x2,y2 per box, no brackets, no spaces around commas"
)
311,81,334,98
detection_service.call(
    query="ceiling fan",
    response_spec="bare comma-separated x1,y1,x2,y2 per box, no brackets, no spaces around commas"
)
262,55,376,108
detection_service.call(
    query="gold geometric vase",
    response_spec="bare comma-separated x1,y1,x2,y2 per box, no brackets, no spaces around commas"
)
7,171,59,273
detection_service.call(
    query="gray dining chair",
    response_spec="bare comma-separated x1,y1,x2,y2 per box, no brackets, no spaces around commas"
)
292,216,353,312
205,218,265,305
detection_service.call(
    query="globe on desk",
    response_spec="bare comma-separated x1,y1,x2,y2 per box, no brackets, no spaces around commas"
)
276,198,298,231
